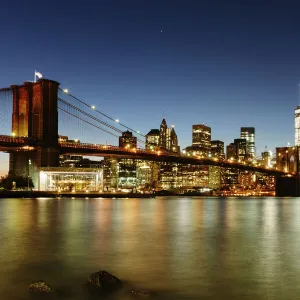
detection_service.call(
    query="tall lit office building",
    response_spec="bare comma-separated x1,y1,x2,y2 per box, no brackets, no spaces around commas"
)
226,138,247,161
159,118,170,151
170,125,179,153
192,124,211,155
295,106,300,146
240,127,255,159
211,140,225,159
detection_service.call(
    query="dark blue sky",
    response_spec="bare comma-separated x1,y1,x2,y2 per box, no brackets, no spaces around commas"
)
1,0,300,172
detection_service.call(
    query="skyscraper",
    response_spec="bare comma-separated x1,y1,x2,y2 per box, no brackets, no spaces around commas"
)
211,140,225,159
170,125,179,153
192,124,211,155
240,127,255,159
234,138,248,161
295,106,300,146
226,138,247,161
159,118,170,151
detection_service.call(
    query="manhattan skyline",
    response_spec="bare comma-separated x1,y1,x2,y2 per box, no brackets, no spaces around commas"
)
1,0,300,174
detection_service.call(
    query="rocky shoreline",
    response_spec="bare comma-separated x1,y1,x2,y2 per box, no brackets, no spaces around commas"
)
29,270,155,298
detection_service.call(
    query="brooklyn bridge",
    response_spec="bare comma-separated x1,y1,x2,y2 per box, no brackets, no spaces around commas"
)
0,79,297,195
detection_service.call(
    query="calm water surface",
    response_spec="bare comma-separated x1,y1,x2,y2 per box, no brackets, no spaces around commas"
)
1,197,300,299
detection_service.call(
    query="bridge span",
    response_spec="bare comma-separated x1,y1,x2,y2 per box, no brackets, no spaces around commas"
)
0,79,296,195
59,141,290,177
0,134,292,177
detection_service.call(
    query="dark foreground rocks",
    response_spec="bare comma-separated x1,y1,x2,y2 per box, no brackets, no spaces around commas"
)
87,270,122,290
85,270,123,296
29,281,55,293
132,289,155,297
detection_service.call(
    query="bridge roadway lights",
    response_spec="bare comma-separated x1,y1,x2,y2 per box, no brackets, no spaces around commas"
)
59,142,291,176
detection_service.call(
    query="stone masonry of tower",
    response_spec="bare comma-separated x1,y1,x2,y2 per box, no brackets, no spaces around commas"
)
9,79,60,188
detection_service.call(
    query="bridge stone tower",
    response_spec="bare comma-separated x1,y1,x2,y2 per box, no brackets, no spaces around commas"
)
9,79,60,188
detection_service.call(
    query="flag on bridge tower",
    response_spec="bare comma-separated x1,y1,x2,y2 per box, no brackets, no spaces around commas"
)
34,71,43,82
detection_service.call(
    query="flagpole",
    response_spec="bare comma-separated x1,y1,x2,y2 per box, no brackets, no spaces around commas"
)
34,70,36,83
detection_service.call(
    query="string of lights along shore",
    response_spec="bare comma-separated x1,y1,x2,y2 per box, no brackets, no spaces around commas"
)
0,72,298,197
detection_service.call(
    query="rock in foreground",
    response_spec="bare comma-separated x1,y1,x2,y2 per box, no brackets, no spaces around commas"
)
86,270,122,291
132,289,155,297
29,281,55,293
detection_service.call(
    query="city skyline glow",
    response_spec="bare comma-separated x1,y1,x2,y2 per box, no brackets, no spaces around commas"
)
0,1,300,174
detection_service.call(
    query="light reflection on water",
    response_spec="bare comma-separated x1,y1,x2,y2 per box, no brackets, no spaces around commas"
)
0,197,300,299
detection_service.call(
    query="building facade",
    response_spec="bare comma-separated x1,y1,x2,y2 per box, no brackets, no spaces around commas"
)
240,127,255,159
119,131,137,149
170,125,179,153
211,140,225,159
159,118,170,151
226,139,247,161
146,129,160,150
192,124,211,155
295,107,300,146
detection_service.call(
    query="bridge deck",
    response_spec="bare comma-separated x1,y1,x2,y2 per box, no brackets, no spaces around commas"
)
0,135,292,176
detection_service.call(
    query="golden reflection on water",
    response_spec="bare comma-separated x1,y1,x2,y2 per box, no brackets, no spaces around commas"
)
1,197,300,299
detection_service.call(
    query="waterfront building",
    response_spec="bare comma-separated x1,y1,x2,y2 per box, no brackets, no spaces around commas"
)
136,161,154,190
223,168,239,186
209,140,225,188
119,131,137,149
181,164,209,189
118,158,137,188
146,129,160,150
239,171,256,188
39,167,102,192
240,127,255,159
103,158,119,191
209,166,223,188
158,162,180,190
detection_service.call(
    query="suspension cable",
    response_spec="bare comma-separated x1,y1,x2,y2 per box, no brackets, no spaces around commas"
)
58,107,120,138
58,97,145,144
58,88,145,137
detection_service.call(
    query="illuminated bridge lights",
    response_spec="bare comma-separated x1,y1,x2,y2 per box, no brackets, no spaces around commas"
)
0,134,294,176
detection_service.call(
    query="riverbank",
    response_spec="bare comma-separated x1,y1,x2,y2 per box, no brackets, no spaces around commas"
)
0,190,155,198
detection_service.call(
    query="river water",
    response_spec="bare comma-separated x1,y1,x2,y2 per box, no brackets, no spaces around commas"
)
1,197,300,299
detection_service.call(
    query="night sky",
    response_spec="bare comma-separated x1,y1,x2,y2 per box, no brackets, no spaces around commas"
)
1,0,300,174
